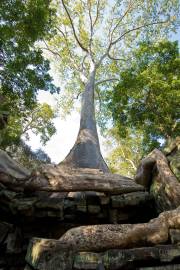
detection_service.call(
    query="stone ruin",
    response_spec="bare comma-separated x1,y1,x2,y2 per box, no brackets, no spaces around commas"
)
0,138,179,270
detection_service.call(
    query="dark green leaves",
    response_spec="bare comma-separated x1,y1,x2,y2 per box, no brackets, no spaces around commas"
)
108,40,180,153
0,0,59,148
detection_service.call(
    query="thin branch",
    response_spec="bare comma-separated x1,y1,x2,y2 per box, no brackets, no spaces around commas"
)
55,26,66,39
22,108,41,135
119,145,137,171
111,20,167,47
42,46,61,59
87,0,100,60
109,0,134,43
88,1,93,36
61,0,89,53
95,78,119,86
55,26,83,72
107,1,119,42
93,0,100,28
125,158,137,171
87,0,94,59
55,26,75,60
98,20,167,68
96,52,108,68
107,53,127,61
75,91,82,100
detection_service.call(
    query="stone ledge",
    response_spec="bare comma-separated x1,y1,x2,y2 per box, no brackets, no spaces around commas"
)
25,243,180,270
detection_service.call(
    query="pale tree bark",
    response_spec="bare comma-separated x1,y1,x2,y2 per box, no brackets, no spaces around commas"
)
59,206,180,251
59,67,109,172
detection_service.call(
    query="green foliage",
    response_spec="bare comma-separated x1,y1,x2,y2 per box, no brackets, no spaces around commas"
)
0,103,57,149
7,140,51,169
108,40,180,153
0,0,59,108
0,0,59,149
105,128,143,177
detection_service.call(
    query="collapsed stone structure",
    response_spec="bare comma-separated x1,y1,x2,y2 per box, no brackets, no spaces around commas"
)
0,139,179,270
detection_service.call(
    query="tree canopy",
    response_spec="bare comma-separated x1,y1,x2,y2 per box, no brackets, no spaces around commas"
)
108,40,180,153
45,0,179,114
0,103,57,149
0,0,59,148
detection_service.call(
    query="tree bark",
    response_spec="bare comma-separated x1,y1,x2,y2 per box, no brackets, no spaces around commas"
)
0,159,143,194
0,149,30,179
135,149,180,212
59,68,109,172
58,206,180,251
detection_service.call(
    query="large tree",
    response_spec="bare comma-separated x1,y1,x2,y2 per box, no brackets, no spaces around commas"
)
44,0,179,172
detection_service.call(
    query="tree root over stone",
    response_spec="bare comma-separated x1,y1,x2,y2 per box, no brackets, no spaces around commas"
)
26,206,180,270
59,206,180,251
135,149,180,212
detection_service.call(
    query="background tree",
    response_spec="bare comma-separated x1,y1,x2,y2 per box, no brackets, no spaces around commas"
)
107,40,180,154
0,0,59,153
1,103,57,149
43,0,179,172
6,141,52,169
105,128,143,177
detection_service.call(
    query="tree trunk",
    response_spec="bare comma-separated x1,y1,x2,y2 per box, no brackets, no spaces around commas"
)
59,69,109,172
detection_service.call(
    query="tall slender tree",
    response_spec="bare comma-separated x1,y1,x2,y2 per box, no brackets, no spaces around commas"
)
44,0,179,172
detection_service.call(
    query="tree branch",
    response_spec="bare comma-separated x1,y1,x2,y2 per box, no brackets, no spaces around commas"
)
118,144,137,171
126,158,137,171
93,0,100,28
22,108,41,135
75,91,82,100
87,0,100,61
107,53,127,61
97,20,167,68
96,52,108,68
55,26,83,73
81,54,87,71
61,0,89,53
87,0,94,60
109,0,134,44
111,20,167,47
42,41,61,59
95,78,119,86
